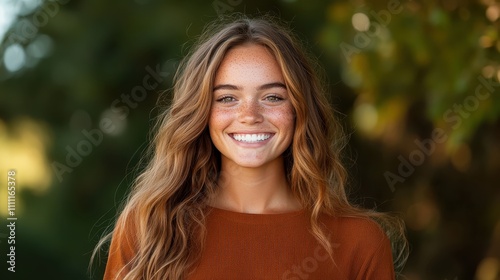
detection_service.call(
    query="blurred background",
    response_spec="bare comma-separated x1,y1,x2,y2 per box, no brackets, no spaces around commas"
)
0,0,499,279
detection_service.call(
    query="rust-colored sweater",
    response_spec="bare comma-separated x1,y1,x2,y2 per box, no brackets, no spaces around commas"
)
104,207,395,279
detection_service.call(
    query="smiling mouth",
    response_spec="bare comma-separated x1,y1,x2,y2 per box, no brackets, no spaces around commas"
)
231,133,273,143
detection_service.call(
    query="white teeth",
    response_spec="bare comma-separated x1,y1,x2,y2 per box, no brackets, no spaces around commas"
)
232,134,271,143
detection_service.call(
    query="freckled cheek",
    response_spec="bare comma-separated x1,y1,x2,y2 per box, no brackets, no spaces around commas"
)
209,107,234,131
267,106,295,129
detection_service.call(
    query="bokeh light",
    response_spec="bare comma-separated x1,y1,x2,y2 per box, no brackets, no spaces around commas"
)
3,43,26,72
351,12,370,32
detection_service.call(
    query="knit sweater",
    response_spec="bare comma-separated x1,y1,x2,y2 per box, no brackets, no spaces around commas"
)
104,207,395,280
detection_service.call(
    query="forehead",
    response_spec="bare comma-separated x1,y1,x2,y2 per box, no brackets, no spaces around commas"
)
214,43,284,85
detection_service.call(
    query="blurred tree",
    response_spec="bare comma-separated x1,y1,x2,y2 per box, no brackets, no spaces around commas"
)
0,0,498,279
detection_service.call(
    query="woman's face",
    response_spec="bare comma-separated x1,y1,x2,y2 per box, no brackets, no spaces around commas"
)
209,43,295,169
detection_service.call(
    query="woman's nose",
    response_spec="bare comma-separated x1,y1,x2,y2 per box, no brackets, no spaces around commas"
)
237,100,263,124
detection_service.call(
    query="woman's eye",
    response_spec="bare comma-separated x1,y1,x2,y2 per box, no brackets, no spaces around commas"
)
216,96,236,103
265,95,283,102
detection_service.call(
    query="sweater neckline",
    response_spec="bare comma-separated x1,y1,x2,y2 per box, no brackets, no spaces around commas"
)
206,206,306,224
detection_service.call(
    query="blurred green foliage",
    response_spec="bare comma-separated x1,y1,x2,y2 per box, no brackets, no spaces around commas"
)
0,0,499,279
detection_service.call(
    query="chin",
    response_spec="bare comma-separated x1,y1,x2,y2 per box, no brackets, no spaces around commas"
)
230,157,269,168
235,162,265,168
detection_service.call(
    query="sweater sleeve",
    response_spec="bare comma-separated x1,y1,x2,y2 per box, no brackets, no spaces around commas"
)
103,218,136,280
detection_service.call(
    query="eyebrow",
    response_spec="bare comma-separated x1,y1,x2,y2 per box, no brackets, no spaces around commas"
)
258,82,287,91
213,82,287,91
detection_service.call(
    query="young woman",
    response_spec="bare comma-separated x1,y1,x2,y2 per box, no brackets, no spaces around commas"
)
98,16,409,279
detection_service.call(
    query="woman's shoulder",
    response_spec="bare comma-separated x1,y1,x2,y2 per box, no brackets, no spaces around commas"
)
320,213,395,277
320,213,390,248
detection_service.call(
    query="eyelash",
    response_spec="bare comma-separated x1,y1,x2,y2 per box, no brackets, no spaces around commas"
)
265,95,284,102
216,95,235,103
215,94,284,103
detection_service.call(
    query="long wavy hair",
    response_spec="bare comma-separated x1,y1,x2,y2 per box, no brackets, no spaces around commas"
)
93,15,409,279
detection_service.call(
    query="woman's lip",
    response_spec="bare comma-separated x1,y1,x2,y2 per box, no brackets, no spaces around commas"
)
229,131,274,134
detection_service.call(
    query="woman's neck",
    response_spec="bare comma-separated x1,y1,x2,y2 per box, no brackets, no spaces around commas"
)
211,157,301,214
